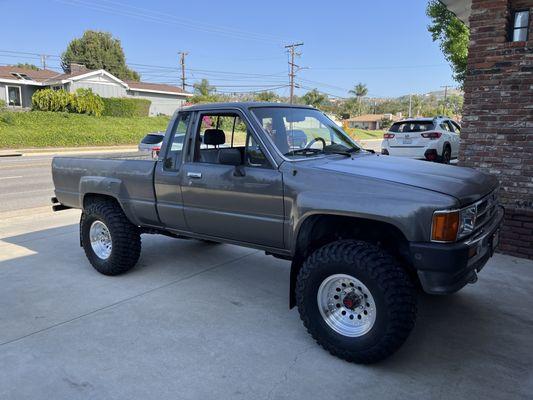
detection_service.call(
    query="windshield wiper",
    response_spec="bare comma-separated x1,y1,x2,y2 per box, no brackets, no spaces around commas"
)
324,149,352,157
323,144,360,157
286,148,323,157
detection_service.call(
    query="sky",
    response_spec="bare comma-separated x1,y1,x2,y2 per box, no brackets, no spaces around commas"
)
0,0,458,98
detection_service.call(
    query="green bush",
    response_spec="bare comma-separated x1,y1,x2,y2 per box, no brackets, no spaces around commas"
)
70,88,104,116
32,89,72,112
101,97,151,117
0,99,6,110
32,88,104,116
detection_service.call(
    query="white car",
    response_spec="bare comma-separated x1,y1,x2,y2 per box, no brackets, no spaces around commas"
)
381,117,460,164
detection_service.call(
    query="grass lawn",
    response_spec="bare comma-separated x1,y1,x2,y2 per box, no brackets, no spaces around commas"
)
344,128,386,141
0,111,170,149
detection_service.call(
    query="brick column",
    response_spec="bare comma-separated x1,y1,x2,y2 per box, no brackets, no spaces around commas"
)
460,0,533,259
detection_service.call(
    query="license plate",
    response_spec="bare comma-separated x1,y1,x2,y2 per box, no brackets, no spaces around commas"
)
403,138,412,144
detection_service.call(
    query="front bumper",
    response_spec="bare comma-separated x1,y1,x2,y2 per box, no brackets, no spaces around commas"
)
409,206,504,294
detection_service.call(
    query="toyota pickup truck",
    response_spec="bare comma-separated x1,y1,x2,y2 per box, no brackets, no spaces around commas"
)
52,102,503,363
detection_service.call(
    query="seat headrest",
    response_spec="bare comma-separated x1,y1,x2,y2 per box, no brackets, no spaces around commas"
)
203,129,225,146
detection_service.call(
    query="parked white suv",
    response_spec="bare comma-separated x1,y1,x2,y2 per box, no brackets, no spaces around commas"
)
381,117,460,163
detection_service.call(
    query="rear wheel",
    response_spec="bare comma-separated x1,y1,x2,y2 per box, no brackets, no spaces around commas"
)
295,240,417,364
81,201,141,275
441,145,451,164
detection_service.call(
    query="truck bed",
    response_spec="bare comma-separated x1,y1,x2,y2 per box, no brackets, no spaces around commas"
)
52,153,159,226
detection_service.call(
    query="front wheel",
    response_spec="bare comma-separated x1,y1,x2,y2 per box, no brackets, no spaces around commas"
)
80,201,141,275
295,240,417,364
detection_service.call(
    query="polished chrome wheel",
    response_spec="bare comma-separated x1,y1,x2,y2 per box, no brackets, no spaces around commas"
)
89,220,112,260
317,274,376,337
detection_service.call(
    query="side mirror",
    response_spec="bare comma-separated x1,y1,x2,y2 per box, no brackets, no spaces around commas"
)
218,148,242,166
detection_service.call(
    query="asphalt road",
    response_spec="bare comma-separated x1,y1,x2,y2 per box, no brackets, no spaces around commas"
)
0,155,56,213
0,149,137,213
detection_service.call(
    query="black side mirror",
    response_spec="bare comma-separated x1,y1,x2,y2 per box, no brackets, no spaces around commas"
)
218,148,242,166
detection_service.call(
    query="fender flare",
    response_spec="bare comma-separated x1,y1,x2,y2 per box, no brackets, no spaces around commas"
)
78,176,140,226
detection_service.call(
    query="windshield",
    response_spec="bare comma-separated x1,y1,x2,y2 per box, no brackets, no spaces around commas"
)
251,107,360,159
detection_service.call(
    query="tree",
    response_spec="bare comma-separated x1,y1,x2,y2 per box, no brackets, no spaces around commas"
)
254,91,279,102
193,79,214,97
61,30,140,81
12,63,40,70
426,0,469,85
301,89,327,108
349,83,368,101
190,79,220,103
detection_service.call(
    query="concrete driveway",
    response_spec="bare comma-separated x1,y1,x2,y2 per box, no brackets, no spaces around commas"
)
1,210,532,400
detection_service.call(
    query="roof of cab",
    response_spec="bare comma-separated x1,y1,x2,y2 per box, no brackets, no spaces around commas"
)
182,102,314,112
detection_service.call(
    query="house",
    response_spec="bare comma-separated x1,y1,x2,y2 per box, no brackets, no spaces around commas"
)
344,113,400,130
441,0,532,259
0,64,192,115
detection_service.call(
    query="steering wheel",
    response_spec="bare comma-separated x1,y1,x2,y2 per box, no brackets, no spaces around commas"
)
305,137,326,150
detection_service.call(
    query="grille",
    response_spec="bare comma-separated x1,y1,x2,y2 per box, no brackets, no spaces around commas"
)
471,190,499,238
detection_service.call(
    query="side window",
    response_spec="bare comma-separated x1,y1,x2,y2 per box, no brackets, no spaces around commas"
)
194,113,248,164
440,122,451,131
246,133,271,168
451,121,461,133
164,112,190,170
446,121,457,132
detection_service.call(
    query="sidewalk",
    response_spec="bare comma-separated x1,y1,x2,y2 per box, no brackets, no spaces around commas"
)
0,145,137,157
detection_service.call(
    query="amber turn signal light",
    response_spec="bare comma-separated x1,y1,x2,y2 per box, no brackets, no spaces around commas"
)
431,211,459,242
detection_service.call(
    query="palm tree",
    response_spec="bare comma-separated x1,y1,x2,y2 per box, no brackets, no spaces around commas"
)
193,79,214,96
349,83,368,102
301,89,327,108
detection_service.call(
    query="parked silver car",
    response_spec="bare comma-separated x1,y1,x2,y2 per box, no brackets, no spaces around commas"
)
138,132,165,156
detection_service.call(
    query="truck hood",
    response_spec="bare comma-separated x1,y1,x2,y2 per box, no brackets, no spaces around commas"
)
316,154,498,206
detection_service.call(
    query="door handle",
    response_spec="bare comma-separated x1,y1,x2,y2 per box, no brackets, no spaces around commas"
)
187,172,202,179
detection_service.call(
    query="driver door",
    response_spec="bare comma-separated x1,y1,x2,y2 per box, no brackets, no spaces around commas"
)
180,111,284,248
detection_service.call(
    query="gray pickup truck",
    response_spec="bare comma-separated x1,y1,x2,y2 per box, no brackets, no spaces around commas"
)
52,102,503,363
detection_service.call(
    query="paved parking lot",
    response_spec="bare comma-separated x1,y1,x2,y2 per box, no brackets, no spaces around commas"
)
1,209,532,400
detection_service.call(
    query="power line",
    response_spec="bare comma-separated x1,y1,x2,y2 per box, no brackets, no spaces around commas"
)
308,64,448,71
56,0,286,45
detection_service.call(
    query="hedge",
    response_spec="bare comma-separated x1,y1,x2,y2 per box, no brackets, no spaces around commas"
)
101,97,151,117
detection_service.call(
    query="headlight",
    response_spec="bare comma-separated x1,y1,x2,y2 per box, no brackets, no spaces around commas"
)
431,206,477,242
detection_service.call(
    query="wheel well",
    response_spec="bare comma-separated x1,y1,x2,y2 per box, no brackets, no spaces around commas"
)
289,214,414,308
83,193,121,210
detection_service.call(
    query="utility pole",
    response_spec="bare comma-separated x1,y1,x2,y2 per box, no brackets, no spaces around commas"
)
441,85,450,115
178,51,188,91
408,93,413,118
40,54,48,69
285,42,304,104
